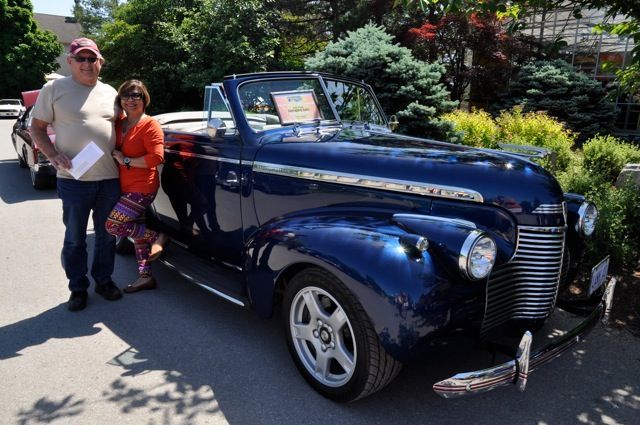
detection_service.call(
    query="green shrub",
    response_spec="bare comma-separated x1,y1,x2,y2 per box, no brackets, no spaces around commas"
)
442,109,499,148
556,153,640,268
585,182,640,268
444,109,640,269
496,107,577,173
555,156,603,194
582,135,640,183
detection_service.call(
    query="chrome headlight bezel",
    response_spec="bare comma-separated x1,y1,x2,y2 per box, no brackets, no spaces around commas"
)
459,230,497,280
577,202,598,237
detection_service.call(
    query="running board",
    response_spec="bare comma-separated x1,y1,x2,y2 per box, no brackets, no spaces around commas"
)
159,243,247,307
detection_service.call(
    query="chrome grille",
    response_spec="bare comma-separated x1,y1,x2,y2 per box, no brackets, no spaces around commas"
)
482,226,565,332
532,203,565,214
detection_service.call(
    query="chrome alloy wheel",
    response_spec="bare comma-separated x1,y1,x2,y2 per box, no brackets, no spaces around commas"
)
289,286,357,387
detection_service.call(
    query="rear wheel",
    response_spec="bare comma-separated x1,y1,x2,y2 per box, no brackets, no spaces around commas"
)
30,168,52,190
283,268,402,402
18,147,27,168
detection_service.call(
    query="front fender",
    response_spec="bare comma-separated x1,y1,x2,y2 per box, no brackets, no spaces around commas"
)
243,214,486,361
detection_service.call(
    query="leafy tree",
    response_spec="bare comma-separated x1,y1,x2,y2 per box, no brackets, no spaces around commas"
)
407,13,544,103
396,0,637,18
73,0,121,37
397,0,640,96
306,23,457,138
278,0,382,42
494,59,617,143
0,0,62,97
97,0,197,113
271,0,397,69
98,0,286,113
181,0,281,89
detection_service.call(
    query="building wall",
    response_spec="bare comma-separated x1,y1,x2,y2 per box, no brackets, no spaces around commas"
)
33,13,83,76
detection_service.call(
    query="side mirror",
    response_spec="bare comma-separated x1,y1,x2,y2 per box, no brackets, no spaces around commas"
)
388,115,399,131
206,118,227,138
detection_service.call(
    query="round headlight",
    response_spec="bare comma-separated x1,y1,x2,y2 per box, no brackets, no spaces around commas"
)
459,231,497,280
577,202,598,237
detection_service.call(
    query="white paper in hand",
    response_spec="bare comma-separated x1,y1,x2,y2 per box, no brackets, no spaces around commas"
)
69,141,105,179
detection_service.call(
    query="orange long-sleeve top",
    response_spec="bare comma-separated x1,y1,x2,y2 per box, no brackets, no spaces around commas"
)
115,116,165,193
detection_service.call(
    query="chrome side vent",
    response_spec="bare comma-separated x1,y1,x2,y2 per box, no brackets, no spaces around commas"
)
482,226,565,333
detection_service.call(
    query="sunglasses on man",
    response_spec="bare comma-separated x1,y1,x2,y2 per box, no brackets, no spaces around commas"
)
72,56,99,63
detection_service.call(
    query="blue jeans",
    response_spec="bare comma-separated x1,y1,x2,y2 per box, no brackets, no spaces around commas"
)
57,178,121,291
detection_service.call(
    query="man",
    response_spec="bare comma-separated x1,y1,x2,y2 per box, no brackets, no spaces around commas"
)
31,38,122,311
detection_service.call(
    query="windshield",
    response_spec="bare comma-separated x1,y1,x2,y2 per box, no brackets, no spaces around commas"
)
237,77,386,131
0,99,21,105
238,78,335,131
323,79,386,126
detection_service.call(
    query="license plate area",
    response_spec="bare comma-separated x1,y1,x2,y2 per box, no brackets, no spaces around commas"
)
588,256,610,296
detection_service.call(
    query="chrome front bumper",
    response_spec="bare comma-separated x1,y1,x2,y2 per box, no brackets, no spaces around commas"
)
433,277,616,398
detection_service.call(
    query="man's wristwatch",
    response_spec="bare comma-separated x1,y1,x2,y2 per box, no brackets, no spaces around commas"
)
123,157,131,169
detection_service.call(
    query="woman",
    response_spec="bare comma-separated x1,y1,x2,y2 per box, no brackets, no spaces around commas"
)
106,79,168,293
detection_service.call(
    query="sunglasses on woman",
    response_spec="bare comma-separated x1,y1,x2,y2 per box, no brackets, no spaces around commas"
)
121,93,144,100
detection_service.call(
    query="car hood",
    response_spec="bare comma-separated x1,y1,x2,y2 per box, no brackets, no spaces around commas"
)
255,128,565,218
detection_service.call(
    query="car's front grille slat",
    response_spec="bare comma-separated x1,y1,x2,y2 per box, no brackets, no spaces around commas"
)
482,225,565,333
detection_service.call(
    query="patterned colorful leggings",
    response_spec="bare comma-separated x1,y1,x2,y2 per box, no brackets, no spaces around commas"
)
105,192,159,276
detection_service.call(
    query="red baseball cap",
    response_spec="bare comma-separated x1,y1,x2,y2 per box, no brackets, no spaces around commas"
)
69,37,102,58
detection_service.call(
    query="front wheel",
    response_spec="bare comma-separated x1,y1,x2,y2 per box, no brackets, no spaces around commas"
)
283,268,402,402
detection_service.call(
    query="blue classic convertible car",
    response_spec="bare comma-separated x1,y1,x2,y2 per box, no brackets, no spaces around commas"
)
135,71,614,402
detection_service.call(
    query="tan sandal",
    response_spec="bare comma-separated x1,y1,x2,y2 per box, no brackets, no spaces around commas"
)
148,233,169,262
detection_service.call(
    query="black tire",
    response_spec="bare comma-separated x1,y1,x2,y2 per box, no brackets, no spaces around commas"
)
282,268,402,402
18,147,28,168
30,168,52,190
115,236,135,255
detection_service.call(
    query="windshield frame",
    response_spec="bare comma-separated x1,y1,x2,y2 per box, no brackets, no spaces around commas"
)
234,74,388,133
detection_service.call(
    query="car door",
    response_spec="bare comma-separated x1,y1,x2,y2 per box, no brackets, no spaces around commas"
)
152,85,245,267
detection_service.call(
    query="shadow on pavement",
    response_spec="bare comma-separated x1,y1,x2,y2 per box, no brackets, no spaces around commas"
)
16,395,85,425
6,246,640,424
0,159,57,204
0,302,102,361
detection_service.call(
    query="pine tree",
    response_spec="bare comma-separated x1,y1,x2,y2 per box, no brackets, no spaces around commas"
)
495,59,617,144
305,23,457,139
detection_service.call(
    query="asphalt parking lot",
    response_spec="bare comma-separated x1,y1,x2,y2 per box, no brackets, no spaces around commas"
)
1,118,639,425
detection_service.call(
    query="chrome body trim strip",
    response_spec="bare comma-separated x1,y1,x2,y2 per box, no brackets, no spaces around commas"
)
433,277,615,398
253,162,484,202
392,213,477,229
164,149,243,165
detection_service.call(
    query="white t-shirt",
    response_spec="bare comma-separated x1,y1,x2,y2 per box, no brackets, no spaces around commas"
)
32,76,119,180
